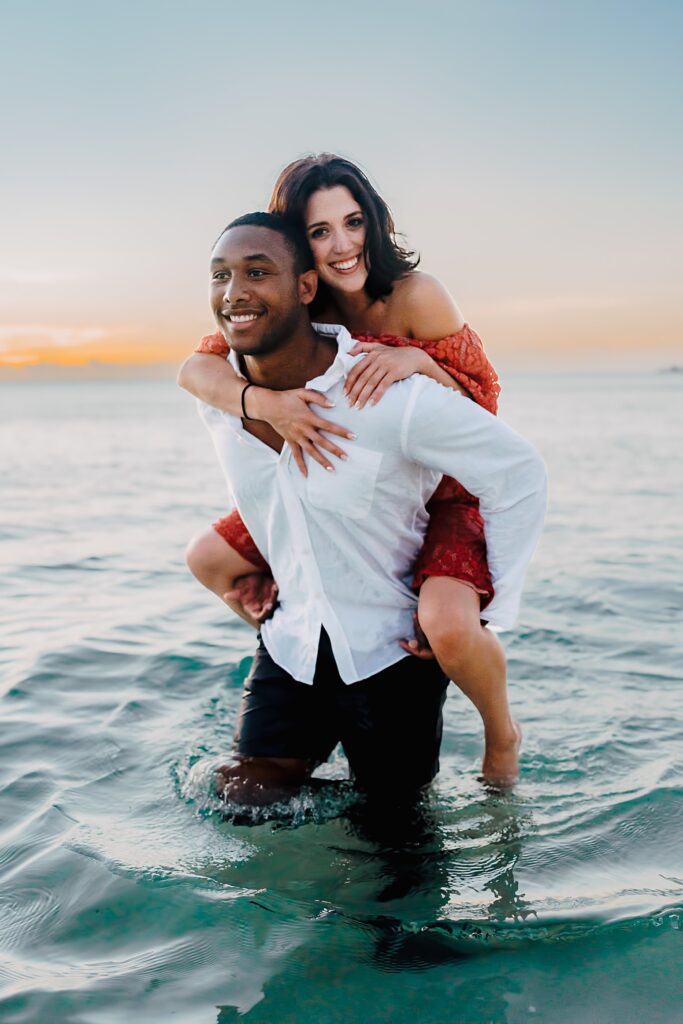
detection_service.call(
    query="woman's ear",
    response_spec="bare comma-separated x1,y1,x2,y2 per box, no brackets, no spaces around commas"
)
298,269,318,306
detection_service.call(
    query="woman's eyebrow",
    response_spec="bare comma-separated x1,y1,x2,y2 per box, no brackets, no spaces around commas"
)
307,210,363,230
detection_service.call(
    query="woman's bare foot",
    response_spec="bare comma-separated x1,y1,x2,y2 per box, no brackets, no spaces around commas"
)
481,721,522,787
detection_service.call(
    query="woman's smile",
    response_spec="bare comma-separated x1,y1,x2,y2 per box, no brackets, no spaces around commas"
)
329,254,362,274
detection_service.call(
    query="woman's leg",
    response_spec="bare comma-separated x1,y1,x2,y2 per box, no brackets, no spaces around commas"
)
185,527,267,628
417,577,521,784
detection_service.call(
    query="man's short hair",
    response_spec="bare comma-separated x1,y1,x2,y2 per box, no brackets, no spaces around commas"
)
215,212,314,274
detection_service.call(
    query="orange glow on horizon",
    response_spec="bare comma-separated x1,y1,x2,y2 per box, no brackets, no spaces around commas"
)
0,311,680,372
0,325,206,369
0,342,193,368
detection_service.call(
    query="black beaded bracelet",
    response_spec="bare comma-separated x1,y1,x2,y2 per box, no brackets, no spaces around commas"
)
241,383,255,421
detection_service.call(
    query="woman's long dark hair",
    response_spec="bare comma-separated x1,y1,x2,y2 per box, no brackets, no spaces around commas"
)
267,153,419,317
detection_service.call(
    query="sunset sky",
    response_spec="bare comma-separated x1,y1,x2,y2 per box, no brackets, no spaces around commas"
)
2,0,681,375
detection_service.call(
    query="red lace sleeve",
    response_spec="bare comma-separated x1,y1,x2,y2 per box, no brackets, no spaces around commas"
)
195,331,230,356
353,324,500,415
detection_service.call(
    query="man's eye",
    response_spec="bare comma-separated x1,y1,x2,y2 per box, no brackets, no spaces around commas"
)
213,271,229,280
248,269,266,278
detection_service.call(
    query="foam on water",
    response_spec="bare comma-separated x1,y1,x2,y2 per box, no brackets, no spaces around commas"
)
179,756,357,827
1,373,682,1023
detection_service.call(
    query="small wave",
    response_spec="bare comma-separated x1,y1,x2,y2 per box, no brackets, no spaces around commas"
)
180,757,357,827
0,887,59,952
357,902,683,972
0,934,212,999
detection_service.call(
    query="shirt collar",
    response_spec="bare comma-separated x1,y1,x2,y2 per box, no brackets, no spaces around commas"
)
227,322,359,394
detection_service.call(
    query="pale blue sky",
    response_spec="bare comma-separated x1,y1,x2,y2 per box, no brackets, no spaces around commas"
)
1,0,681,370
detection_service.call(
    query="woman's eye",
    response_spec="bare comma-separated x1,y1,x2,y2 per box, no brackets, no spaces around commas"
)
310,227,327,239
348,218,364,228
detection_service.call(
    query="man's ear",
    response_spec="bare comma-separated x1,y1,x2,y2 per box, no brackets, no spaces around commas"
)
298,269,318,307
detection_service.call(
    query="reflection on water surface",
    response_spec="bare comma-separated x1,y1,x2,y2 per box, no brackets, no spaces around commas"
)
1,374,682,1022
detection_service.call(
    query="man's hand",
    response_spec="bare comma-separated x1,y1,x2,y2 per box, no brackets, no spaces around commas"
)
399,613,435,659
224,573,279,623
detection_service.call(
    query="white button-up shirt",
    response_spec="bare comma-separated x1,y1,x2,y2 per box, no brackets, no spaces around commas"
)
199,323,547,684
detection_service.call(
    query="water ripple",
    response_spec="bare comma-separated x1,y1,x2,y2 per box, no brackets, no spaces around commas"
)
2,375,682,1021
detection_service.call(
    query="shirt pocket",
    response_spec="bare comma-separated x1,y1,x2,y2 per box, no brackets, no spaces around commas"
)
306,443,383,520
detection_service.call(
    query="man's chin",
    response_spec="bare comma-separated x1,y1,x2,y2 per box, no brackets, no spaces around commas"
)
227,338,268,356
213,317,262,352
221,329,263,355
228,328,289,358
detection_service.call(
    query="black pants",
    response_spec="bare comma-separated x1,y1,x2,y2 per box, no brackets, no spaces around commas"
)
233,631,449,793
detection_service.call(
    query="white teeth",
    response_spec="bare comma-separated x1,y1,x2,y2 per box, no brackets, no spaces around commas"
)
331,257,359,271
229,313,259,323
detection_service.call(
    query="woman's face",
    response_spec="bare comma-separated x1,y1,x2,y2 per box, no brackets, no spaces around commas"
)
304,185,368,296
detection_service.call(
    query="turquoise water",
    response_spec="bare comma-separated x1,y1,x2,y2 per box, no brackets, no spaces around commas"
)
1,372,682,1023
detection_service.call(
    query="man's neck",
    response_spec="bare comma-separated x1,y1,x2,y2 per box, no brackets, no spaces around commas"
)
241,322,337,391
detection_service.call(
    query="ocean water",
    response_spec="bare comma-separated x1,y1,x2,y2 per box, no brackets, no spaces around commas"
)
0,371,681,1024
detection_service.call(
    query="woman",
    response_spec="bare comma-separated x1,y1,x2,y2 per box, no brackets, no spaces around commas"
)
178,154,521,784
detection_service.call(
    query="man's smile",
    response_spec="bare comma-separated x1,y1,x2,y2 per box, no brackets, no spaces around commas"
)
221,307,266,327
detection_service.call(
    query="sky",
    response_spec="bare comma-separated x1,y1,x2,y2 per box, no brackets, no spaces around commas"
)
1,0,681,375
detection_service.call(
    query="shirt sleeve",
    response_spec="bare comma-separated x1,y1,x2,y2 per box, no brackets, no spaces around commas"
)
195,332,230,356
400,377,547,629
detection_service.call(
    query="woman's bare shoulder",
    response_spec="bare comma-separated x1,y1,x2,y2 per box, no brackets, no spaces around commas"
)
391,272,465,340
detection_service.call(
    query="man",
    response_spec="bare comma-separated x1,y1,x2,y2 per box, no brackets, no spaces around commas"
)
191,211,547,805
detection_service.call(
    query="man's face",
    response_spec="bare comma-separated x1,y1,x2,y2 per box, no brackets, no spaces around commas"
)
209,225,307,356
